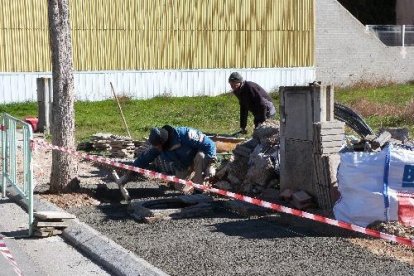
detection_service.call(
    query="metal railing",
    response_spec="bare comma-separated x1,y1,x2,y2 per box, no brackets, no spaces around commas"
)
366,25,414,46
0,113,34,236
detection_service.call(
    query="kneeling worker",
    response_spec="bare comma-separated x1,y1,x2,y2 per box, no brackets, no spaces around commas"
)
113,125,217,200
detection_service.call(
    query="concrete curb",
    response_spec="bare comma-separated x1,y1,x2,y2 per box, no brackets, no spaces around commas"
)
6,188,168,276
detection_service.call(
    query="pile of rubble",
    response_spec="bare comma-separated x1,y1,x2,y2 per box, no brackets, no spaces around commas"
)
346,127,410,152
214,120,280,195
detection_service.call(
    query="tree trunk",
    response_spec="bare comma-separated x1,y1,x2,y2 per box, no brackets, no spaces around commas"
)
48,0,78,193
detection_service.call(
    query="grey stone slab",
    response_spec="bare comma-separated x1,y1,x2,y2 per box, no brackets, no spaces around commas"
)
320,134,344,142
319,121,345,129
34,210,76,220
34,221,69,228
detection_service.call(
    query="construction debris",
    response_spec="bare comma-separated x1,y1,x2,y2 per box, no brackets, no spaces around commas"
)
291,190,314,210
33,211,75,238
348,130,397,152
214,120,280,195
380,127,409,143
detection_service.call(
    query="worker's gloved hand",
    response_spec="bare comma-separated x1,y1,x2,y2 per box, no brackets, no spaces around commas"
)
204,159,217,182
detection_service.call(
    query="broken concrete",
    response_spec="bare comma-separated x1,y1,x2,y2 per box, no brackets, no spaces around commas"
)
214,119,280,195
380,127,409,143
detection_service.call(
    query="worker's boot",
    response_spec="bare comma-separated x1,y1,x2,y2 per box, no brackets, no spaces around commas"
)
111,170,131,203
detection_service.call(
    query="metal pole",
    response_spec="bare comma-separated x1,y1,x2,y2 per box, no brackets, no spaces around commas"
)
402,25,406,47
110,82,132,138
1,115,5,197
26,126,34,236
11,120,16,186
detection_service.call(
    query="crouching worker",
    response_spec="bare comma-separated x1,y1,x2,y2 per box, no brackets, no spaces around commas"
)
112,125,217,199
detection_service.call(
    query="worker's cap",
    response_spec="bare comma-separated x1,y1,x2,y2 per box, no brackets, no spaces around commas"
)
148,127,169,146
228,72,243,83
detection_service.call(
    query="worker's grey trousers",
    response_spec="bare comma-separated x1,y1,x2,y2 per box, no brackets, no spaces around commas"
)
175,152,210,184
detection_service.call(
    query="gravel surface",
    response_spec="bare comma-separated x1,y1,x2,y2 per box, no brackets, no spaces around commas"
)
30,139,414,275
68,182,414,276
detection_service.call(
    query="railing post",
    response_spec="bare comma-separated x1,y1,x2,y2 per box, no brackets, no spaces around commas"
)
1,113,34,236
1,114,5,197
24,126,34,236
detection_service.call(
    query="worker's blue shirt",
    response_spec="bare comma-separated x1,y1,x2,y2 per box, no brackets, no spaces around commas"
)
133,126,216,171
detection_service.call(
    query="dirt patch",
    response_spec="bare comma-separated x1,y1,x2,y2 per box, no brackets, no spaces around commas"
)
349,238,414,266
33,147,109,188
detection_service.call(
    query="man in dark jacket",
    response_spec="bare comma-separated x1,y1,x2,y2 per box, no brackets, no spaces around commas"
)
112,125,217,199
228,72,276,133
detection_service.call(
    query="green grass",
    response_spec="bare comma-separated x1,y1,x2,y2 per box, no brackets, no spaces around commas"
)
336,83,414,133
1,83,414,141
75,94,245,140
336,83,414,106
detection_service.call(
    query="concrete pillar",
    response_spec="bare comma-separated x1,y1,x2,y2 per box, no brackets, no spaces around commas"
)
279,83,340,200
36,78,53,134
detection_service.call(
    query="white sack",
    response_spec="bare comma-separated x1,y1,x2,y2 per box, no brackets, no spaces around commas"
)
334,145,414,227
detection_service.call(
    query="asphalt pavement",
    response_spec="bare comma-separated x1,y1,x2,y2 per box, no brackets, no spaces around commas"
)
0,189,169,276
69,181,414,276
0,196,110,276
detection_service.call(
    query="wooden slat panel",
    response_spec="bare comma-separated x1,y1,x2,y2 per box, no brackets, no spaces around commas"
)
0,0,314,72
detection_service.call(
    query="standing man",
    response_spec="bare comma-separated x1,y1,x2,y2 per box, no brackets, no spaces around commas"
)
228,72,276,133
113,125,217,199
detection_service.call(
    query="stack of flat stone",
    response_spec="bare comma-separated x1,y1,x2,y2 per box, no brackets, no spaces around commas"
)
90,133,112,151
312,121,345,210
88,133,144,158
312,121,345,155
33,211,76,238
110,138,135,158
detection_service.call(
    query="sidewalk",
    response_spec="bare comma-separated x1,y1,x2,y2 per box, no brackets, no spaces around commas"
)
0,196,110,276
0,188,169,276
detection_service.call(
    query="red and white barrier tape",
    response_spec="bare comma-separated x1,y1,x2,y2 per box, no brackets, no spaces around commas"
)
0,235,23,276
33,139,414,247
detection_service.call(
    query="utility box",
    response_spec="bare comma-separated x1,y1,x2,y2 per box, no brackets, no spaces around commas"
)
279,83,342,207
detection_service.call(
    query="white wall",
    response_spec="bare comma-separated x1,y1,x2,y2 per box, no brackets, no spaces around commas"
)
0,67,315,104
316,0,414,87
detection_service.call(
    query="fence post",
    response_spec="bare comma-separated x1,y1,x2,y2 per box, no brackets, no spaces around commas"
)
402,25,406,47
24,125,34,236
1,115,5,197
37,78,52,134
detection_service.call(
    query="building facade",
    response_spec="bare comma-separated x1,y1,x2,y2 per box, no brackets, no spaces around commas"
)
0,0,315,103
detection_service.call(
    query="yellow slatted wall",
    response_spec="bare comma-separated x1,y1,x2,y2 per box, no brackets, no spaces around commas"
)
0,0,314,72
